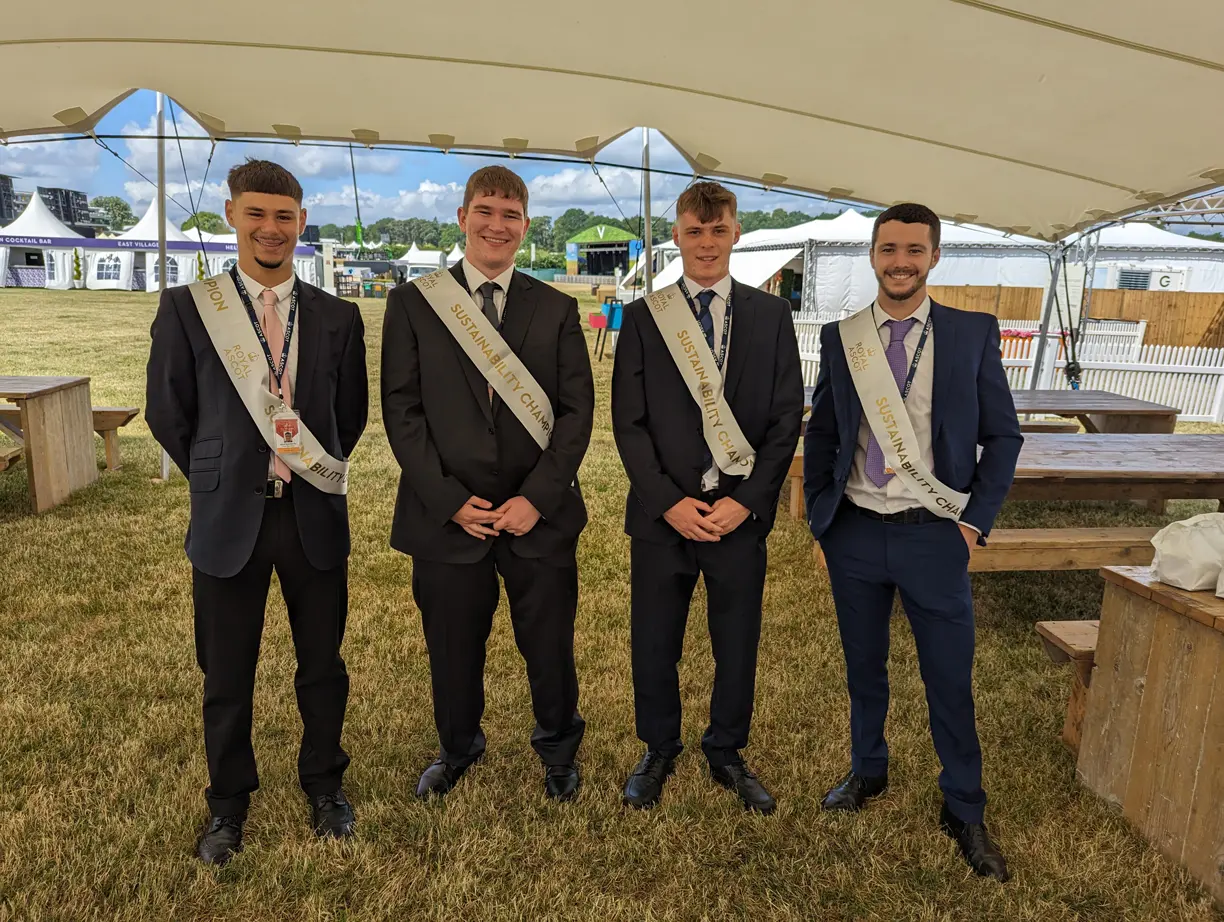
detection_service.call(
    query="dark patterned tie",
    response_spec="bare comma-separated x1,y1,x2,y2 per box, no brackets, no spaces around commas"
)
478,281,501,328
695,289,717,477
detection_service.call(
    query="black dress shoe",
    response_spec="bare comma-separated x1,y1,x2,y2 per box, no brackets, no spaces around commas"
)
416,758,471,800
622,750,676,809
940,803,1011,882
310,790,356,839
710,760,776,814
196,814,245,866
544,764,581,802
821,769,888,812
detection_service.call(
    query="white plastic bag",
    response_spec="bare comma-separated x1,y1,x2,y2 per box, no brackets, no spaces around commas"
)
1151,513,1224,591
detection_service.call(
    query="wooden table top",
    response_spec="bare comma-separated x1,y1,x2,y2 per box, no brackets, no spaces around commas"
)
1101,566,1224,634
1016,434,1224,481
1012,390,1179,416
0,375,90,400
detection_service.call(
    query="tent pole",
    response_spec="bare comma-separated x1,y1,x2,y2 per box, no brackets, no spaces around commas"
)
157,91,171,481
1029,243,1064,390
642,127,652,296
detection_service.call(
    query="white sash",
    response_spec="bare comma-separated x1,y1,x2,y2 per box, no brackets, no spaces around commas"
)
644,283,755,479
188,273,349,495
413,269,555,449
839,305,969,521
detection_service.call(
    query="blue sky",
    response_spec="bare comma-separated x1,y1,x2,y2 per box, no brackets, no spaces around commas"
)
0,89,835,231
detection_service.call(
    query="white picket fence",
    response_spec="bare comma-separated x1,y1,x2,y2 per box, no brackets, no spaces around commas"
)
791,314,1224,422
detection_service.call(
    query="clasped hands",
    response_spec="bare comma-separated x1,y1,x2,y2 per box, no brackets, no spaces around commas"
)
663,496,751,542
452,495,541,539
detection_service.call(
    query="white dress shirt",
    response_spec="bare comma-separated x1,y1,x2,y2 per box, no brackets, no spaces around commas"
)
844,297,936,514
462,258,515,323
237,266,297,477
682,274,734,492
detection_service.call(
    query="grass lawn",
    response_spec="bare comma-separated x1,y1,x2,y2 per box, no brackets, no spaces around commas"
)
1,284,1222,922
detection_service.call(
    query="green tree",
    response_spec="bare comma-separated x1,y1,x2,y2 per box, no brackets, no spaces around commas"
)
551,208,593,250
90,196,136,231
181,211,226,234
524,215,553,249
440,223,465,249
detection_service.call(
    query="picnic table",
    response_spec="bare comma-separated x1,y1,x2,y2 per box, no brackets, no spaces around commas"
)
1011,390,1178,434
0,376,98,512
1078,566,1224,905
1009,433,1224,506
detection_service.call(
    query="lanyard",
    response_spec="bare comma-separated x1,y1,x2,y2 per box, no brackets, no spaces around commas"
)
231,266,298,398
677,277,732,372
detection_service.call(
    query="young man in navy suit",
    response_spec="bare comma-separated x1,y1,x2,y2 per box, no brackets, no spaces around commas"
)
804,203,1022,881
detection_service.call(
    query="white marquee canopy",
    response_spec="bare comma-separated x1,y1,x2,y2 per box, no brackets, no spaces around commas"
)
3,2,1224,240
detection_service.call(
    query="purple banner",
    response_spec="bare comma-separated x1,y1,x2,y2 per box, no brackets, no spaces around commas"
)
0,235,314,256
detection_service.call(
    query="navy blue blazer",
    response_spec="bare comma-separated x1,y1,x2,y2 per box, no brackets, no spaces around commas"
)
803,301,1023,542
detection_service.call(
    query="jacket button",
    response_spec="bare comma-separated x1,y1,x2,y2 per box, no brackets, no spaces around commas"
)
491,469,499,476
254,487,263,495
488,427,495,435
258,445,267,453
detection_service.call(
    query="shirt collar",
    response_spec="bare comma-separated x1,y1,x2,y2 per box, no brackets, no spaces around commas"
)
237,264,296,304
872,294,931,329
682,274,733,302
462,258,515,294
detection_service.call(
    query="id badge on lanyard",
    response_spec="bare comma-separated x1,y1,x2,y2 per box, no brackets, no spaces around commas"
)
232,267,302,456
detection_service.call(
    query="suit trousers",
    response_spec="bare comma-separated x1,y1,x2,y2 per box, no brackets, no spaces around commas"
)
630,528,767,767
411,538,585,768
192,486,351,816
820,501,986,823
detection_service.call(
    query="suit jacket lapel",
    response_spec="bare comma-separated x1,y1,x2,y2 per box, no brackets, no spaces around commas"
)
723,280,754,400
448,262,495,424
499,270,537,356
292,281,321,413
930,300,955,439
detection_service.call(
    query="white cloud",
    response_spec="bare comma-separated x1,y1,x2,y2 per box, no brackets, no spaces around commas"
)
0,137,100,192
303,180,465,224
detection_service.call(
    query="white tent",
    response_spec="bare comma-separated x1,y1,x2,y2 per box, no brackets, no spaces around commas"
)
0,193,83,290
650,209,1054,312
447,243,464,266
86,199,197,291
4,3,1224,240
394,243,449,274
1078,223,1224,292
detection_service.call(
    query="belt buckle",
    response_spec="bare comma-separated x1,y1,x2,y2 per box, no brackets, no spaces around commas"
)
266,479,284,499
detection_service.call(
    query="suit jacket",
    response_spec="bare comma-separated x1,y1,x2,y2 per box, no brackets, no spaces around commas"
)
145,277,369,579
381,264,594,564
611,280,805,545
803,300,1023,541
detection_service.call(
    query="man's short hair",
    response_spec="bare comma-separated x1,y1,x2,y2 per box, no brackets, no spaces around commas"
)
676,181,738,224
463,165,529,212
872,203,941,250
227,159,303,204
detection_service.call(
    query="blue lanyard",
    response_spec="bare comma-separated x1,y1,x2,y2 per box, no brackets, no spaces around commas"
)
677,278,733,372
231,266,298,398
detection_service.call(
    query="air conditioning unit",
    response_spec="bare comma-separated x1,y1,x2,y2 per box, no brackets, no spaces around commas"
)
1149,268,1187,291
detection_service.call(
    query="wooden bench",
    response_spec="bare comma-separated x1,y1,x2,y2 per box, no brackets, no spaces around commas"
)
0,444,22,473
812,526,1157,573
1035,620,1098,753
787,450,804,518
0,405,139,471
1020,419,1080,433
970,527,1157,572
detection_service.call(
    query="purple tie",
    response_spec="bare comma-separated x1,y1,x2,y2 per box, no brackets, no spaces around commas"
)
864,317,919,487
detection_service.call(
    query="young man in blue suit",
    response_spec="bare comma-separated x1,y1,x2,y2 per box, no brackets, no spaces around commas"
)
803,203,1022,881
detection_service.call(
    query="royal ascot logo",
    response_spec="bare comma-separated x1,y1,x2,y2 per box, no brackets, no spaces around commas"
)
418,272,442,291
224,344,260,380
848,339,877,373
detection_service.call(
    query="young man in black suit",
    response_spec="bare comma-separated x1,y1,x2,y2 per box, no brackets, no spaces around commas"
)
147,159,368,864
382,166,594,802
611,181,804,812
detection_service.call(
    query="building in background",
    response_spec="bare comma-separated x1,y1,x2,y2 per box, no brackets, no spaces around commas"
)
0,175,17,225
565,224,641,277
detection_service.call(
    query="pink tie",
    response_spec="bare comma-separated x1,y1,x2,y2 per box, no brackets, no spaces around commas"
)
261,288,292,482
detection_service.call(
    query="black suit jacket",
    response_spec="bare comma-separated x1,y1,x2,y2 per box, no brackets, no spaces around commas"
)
146,278,369,579
611,280,805,545
381,264,594,564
